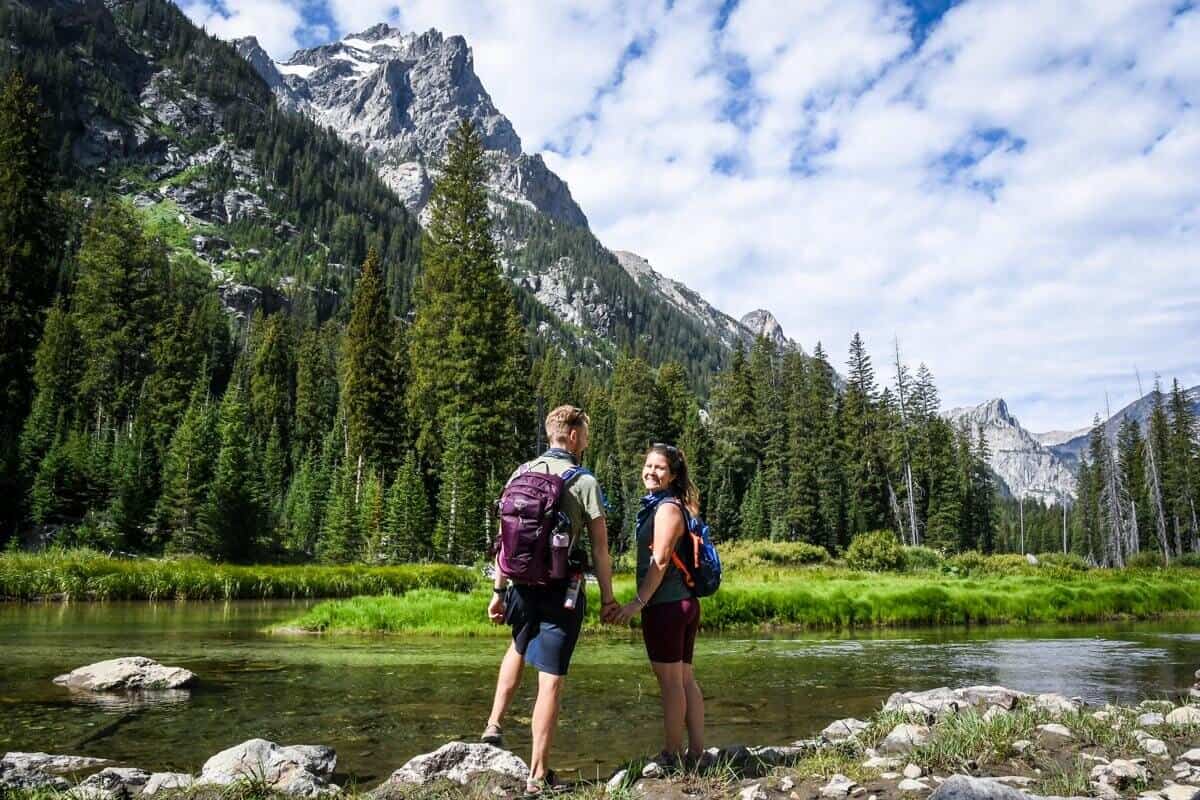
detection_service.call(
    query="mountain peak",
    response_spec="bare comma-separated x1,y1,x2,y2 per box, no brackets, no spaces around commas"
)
740,309,790,350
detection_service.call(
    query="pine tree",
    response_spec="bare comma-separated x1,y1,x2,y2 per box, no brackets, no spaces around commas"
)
249,311,295,451
199,384,265,561
841,333,890,536
358,468,385,563
106,420,154,550
407,120,529,476
72,201,169,430
318,455,360,563
293,322,339,459
383,450,433,562
0,71,57,505
970,425,996,552
19,304,79,477
1167,380,1198,552
656,362,691,446
433,417,483,564
341,248,403,469
613,355,665,478
924,419,963,551
159,384,219,553
739,469,768,540
1116,416,1152,552
708,344,757,520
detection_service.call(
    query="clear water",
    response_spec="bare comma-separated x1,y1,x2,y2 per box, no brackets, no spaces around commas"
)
2,601,1198,785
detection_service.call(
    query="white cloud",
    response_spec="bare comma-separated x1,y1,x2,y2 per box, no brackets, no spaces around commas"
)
179,0,306,59
224,0,1200,431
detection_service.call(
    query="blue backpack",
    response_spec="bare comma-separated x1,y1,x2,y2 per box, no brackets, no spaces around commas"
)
675,506,722,598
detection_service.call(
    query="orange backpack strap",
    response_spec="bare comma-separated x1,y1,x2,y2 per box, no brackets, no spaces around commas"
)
647,498,695,587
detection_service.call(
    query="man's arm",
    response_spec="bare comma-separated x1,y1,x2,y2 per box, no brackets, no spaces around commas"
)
587,516,619,617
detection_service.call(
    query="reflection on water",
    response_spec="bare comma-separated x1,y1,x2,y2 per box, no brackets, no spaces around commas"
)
1,601,1197,783
59,687,193,710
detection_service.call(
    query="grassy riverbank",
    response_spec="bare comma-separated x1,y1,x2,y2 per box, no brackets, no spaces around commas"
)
0,550,475,601
281,562,1200,635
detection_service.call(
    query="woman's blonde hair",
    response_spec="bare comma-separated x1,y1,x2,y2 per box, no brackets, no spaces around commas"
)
645,443,701,515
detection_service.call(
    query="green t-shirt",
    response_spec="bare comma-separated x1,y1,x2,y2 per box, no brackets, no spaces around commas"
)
507,452,604,556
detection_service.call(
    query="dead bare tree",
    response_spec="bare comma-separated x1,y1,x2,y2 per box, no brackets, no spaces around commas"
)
1102,393,1130,567
1136,371,1172,564
892,337,920,546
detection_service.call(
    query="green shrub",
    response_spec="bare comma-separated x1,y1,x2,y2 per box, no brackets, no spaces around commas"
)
902,546,944,571
720,540,830,570
1037,552,1090,571
1128,551,1165,569
945,550,987,575
1176,552,1200,568
845,530,905,572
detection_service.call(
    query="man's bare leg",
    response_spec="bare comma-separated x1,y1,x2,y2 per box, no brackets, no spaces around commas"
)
528,671,564,784
486,642,524,731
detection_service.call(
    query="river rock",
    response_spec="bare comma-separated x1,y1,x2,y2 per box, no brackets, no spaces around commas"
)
142,772,194,795
53,657,196,692
899,778,931,793
904,764,924,779
0,763,71,791
823,718,870,741
739,784,768,800
983,706,1009,723
1139,713,1167,727
199,738,337,797
1035,693,1083,716
1167,706,1200,725
1141,738,1170,758
928,775,1042,800
780,776,796,791
1036,723,1074,743
1180,749,1200,765
1160,785,1200,800
1091,759,1148,799
1,752,110,774
1010,740,1034,755
382,742,527,787
880,724,930,755
864,756,903,770
73,767,151,799
821,774,857,797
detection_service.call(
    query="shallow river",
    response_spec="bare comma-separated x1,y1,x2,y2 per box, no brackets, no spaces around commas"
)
2,601,1199,784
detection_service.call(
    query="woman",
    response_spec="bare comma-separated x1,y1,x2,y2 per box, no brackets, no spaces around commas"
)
614,443,705,767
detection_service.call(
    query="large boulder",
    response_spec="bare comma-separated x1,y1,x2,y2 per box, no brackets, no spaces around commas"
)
53,657,195,692
1,752,110,774
199,738,337,797
929,775,1050,800
379,742,527,787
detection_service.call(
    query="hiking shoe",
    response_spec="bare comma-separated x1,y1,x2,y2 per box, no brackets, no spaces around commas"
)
524,769,563,796
481,722,503,746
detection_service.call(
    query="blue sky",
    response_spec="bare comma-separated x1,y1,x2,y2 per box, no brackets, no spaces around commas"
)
180,0,1200,432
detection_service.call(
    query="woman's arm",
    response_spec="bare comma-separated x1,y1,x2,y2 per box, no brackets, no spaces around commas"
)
616,502,685,623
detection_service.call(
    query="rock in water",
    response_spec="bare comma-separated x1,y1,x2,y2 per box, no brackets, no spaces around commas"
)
879,724,931,755
199,739,337,797
381,742,528,786
53,657,196,691
1,752,110,774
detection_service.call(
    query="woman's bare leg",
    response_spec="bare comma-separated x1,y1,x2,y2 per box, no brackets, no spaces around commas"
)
650,660,687,755
682,663,705,758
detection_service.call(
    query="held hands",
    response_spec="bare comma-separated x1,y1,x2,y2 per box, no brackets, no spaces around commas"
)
600,598,621,624
612,599,642,625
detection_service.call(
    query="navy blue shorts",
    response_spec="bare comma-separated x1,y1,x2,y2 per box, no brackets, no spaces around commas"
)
506,583,586,676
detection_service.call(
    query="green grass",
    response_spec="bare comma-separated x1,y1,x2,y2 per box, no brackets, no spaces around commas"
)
280,564,1200,635
0,549,475,601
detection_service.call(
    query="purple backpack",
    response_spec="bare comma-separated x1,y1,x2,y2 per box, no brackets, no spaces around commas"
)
496,463,583,585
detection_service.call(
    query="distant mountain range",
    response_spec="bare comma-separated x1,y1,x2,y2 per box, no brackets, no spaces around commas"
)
945,386,1200,503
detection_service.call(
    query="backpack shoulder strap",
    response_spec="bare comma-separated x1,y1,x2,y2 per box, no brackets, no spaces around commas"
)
646,497,696,588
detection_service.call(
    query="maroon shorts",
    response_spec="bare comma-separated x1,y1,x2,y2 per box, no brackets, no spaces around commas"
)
641,597,700,664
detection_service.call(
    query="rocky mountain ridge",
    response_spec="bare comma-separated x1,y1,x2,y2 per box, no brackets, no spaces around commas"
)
943,398,1077,504
237,24,798,370
234,28,586,227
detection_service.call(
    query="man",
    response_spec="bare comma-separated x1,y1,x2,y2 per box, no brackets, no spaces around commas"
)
483,404,619,793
